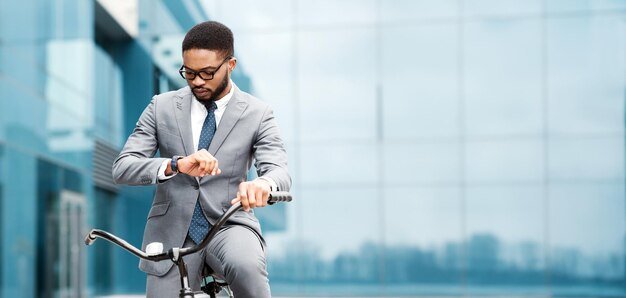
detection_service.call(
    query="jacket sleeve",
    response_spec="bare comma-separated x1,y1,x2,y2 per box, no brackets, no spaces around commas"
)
253,106,292,192
112,97,168,185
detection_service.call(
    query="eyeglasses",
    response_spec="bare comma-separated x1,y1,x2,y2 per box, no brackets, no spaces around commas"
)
179,56,232,81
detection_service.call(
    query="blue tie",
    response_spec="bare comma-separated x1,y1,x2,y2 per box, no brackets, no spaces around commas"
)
188,101,217,244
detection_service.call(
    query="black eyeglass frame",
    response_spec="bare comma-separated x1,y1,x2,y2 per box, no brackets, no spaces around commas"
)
178,56,232,81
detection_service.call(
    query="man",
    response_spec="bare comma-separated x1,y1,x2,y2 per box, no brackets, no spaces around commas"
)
112,21,290,298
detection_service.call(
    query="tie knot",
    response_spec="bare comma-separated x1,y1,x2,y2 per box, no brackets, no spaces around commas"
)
204,101,217,112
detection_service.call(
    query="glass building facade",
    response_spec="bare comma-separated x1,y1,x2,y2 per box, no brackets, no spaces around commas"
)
1,0,625,297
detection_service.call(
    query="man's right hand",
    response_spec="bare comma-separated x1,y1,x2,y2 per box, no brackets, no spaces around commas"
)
170,149,222,177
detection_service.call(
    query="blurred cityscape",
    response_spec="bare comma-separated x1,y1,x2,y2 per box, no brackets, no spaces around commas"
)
267,234,624,295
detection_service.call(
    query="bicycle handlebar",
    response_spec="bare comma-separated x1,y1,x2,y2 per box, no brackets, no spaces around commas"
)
84,191,292,262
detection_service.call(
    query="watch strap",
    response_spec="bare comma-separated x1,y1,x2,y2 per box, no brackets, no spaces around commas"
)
171,155,183,173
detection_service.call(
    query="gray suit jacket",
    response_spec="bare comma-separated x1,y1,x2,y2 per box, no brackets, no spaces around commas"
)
112,84,291,276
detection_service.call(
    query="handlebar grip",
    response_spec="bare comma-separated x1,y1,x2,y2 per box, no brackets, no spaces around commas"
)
268,191,292,205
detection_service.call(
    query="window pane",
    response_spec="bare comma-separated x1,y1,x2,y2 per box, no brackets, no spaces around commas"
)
547,16,626,135
382,23,459,139
0,45,47,96
235,32,296,142
546,0,626,13
381,0,458,22
0,143,3,293
299,188,383,295
464,19,543,137
463,0,542,17
384,187,463,295
548,183,625,296
0,79,49,155
384,142,461,185
297,0,377,26
206,0,294,30
298,28,377,142
466,186,547,294
548,137,624,181
466,138,544,183
300,143,377,186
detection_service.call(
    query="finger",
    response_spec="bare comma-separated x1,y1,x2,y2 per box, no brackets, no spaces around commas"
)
197,156,207,175
247,186,257,209
200,151,216,175
211,161,219,176
205,155,217,175
216,168,222,175
256,187,266,207
231,197,240,205
263,186,271,206
207,159,216,175
238,185,250,211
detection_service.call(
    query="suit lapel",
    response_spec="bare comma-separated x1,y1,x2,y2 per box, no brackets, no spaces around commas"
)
208,87,248,156
174,90,195,156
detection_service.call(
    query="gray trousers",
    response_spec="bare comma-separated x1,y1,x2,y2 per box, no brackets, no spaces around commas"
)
146,225,271,298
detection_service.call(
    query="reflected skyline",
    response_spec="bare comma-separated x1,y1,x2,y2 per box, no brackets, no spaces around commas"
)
268,232,624,295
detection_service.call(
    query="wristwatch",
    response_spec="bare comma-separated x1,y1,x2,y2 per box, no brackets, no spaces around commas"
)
170,155,183,173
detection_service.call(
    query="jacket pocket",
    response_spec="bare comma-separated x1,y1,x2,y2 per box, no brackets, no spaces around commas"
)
147,201,170,219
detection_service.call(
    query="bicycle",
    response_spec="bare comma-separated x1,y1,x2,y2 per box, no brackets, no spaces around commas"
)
84,191,293,298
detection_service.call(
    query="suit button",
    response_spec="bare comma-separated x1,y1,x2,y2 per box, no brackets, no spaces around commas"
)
193,184,199,190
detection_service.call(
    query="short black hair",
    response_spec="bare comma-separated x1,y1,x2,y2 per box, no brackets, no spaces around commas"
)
182,21,234,58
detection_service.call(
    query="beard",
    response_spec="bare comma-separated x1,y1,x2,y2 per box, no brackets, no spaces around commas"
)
193,73,229,102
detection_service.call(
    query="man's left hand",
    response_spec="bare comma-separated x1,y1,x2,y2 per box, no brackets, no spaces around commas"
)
231,179,271,212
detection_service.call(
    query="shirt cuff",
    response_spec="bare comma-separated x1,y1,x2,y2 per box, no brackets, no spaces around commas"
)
157,159,176,182
256,176,278,192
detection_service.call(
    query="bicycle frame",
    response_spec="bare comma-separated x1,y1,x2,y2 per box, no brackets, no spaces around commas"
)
85,191,292,298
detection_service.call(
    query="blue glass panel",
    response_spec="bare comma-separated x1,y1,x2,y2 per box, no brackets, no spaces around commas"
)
235,32,297,143
0,45,47,97
139,0,184,36
466,138,544,183
464,19,543,137
207,0,294,30
0,0,41,42
466,185,547,294
0,0,92,42
45,39,93,108
94,45,124,145
263,194,301,295
298,28,377,142
298,187,382,295
548,183,626,296
0,79,49,155
92,188,115,295
546,0,626,13
300,143,377,186
384,142,461,185
381,23,460,139
383,187,463,295
381,0,458,21
547,16,626,135
2,147,38,297
0,143,3,294
463,0,542,17
548,137,624,181
297,0,377,26
38,0,93,39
